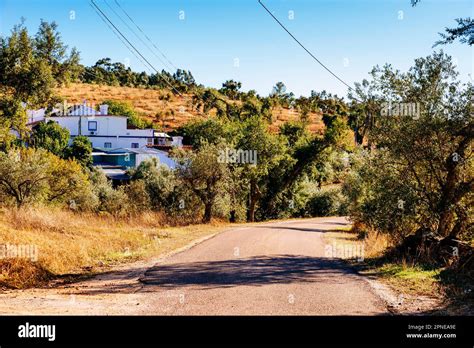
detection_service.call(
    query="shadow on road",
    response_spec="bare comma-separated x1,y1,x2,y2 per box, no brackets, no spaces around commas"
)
65,255,360,295
256,226,327,233
138,255,357,291
255,222,350,233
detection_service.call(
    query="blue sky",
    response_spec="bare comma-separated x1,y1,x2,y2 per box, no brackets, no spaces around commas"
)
1,0,472,97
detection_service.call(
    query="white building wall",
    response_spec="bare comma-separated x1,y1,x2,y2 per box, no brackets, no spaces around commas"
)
135,152,176,169
47,116,154,149
156,151,176,169
47,116,81,135
171,136,183,147
89,136,150,149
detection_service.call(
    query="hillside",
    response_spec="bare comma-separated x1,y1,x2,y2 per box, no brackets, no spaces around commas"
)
56,83,325,133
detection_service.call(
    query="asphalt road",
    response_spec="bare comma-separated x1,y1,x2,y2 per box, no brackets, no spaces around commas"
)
0,217,388,315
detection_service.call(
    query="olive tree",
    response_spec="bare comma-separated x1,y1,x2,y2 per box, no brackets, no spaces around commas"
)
174,142,230,223
345,52,473,243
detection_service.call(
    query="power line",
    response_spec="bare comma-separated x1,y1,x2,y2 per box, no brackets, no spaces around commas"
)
90,0,183,97
103,0,175,73
114,0,178,71
258,0,355,93
90,0,208,120
89,2,152,75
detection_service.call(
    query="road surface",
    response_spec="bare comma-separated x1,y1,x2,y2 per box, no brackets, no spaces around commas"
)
0,217,388,315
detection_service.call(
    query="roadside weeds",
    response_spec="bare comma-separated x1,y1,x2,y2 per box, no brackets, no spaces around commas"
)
323,228,473,315
0,207,233,289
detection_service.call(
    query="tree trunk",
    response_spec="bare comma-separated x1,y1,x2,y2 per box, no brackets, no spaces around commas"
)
248,198,256,222
202,203,212,223
247,179,261,222
229,210,236,223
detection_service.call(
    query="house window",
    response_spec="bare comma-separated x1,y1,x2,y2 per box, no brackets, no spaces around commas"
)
104,142,112,148
88,121,97,131
131,143,139,148
147,138,153,146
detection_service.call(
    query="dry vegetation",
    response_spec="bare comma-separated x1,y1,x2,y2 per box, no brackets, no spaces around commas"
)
56,83,325,133
0,207,230,289
324,225,473,314
323,226,442,296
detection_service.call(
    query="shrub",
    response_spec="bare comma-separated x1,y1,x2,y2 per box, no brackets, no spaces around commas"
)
30,120,70,157
89,168,128,215
65,135,92,168
128,159,177,210
304,188,348,217
343,149,420,244
123,180,151,214
0,147,92,209
128,158,202,223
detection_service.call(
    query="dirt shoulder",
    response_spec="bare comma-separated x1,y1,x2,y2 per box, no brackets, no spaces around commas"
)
323,229,473,315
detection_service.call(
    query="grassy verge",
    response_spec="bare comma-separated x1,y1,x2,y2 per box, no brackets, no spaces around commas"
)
0,207,231,289
323,227,473,314
360,263,442,296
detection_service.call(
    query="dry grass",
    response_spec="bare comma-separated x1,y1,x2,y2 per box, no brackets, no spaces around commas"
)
323,224,391,259
56,83,325,133
0,259,52,289
0,207,230,289
323,225,442,297
56,83,200,130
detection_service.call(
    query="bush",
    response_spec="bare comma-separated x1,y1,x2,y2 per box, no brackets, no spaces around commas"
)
128,158,202,223
304,188,348,217
0,147,92,209
65,135,92,168
128,159,177,210
31,120,70,157
89,168,128,215
342,149,420,244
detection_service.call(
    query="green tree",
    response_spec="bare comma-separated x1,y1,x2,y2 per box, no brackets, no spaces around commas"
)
174,142,230,223
65,135,92,168
0,20,81,147
270,82,294,107
46,153,93,206
100,99,150,129
178,118,230,149
0,147,91,208
345,52,473,244
128,158,177,210
220,80,242,100
280,121,309,148
31,120,70,156
0,147,50,207
411,1,473,46
34,20,81,84
0,97,27,150
0,22,54,107
237,117,285,222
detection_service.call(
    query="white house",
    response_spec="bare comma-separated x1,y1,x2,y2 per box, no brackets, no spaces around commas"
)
46,104,154,149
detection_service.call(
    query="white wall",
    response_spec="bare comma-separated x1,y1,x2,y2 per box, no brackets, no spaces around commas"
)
135,151,176,169
47,116,154,149
86,136,151,149
156,151,176,169
171,136,183,147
